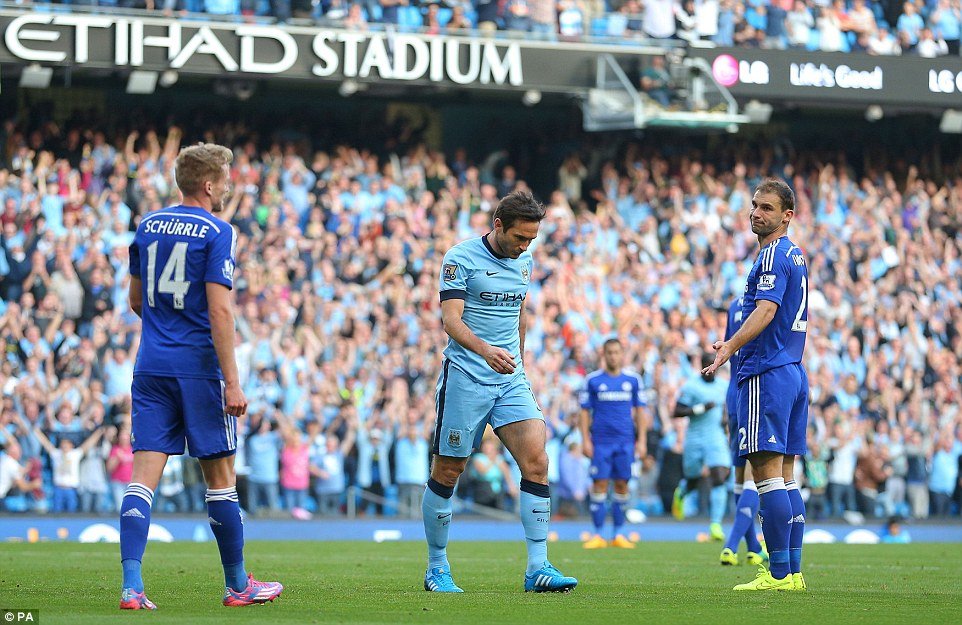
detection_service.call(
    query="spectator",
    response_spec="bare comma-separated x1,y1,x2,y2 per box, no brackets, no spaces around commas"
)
355,419,393,515
916,27,950,56
468,437,517,510
897,1,924,50
556,441,590,518
393,411,430,518
246,415,281,514
930,0,961,56
640,56,675,108
33,426,103,513
106,425,134,512
278,414,311,515
929,435,961,516
0,439,43,512
310,429,355,515
785,0,815,48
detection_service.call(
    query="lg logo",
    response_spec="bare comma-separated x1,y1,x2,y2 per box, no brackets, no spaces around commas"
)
711,54,770,87
929,70,962,94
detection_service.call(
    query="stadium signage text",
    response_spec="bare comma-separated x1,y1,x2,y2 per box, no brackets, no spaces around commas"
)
1,14,523,86
928,69,962,94
788,62,883,90
690,47,962,109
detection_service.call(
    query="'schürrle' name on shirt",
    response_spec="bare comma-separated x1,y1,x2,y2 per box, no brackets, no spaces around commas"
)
143,218,211,238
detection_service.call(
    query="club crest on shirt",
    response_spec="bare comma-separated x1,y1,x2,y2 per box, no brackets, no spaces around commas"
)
622,382,632,391
521,266,529,283
447,429,462,448
443,264,458,282
222,259,235,281
758,273,776,291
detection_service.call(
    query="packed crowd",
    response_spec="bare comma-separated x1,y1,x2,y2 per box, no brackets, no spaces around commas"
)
20,0,962,55
0,115,960,523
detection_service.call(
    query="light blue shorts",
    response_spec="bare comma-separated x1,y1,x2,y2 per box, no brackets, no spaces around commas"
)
432,361,543,458
682,433,731,478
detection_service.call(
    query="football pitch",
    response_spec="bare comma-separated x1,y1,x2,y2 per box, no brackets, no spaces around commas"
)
1,541,959,624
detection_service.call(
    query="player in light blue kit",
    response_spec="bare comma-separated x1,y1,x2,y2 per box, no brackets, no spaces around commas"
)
704,178,809,592
422,191,577,594
120,144,282,609
579,338,649,549
671,353,731,542
719,295,767,567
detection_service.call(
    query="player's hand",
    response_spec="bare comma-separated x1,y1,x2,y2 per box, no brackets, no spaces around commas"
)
635,440,647,460
223,381,248,417
703,341,733,375
482,345,516,374
583,437,593,459
705,402,717,412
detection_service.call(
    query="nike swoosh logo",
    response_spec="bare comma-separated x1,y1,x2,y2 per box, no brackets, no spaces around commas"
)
437,513,452,520
532,509,550,514
486,271,499,276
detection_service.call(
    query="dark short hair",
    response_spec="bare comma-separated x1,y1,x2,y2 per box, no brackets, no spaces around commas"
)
493,190,546,231
755,178,795,214
603,338,622,349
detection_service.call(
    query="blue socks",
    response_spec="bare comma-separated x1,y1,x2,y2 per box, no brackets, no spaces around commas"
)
611,492,629,537
709,484,728,526
757,477,792,580
519,479,550,575
206,487,247,590
741,483,763,554
120,483,153,592
786,480,805,574
589,492,607,532
422,478,454,571
724,482,748,553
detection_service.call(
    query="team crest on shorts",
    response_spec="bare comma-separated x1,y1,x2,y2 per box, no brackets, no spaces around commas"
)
447,429,463,448
443,264,457,282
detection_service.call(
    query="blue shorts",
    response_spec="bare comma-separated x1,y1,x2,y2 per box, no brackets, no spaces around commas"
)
736,363,808,458
683,433,731,478
590,441,634,481
131,375,237,459
727,384,746,468
432,361,542,458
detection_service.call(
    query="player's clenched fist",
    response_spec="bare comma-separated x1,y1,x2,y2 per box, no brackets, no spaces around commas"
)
224,382,248,417
482,345,516,374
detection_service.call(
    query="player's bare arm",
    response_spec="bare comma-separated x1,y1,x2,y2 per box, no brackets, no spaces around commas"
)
128,276,143,318
207,282,248,417
440,298,515,374
634,406,648,458
704,300,778,375
579,408,593,458
518,295,527,362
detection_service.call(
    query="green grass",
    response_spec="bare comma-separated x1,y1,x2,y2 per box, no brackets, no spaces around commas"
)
0,541,959,624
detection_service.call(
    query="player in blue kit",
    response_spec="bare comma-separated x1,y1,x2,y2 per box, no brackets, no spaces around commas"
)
422,191,577,594
120,144,282,609
719,295,767,567
579,339,649,549
704,178,809,592
670,353,731,542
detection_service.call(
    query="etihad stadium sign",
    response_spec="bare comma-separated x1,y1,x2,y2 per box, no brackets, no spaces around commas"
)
1,13,524,86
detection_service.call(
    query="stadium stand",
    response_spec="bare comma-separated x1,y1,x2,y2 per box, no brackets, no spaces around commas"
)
0,109,960,522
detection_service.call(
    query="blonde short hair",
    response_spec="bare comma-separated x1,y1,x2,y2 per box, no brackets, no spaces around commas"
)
174,143,233,196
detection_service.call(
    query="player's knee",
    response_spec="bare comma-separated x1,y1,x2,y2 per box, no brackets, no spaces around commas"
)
710,467,730,487
431,457,466,486
520,451,549,482
613,480,629,495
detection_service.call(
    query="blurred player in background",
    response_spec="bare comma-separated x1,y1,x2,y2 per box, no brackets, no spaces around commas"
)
704,178,809,592
719,295,767,567
671,353,731,542
120,144,283,609
422,191,578,594
579,338,649,549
